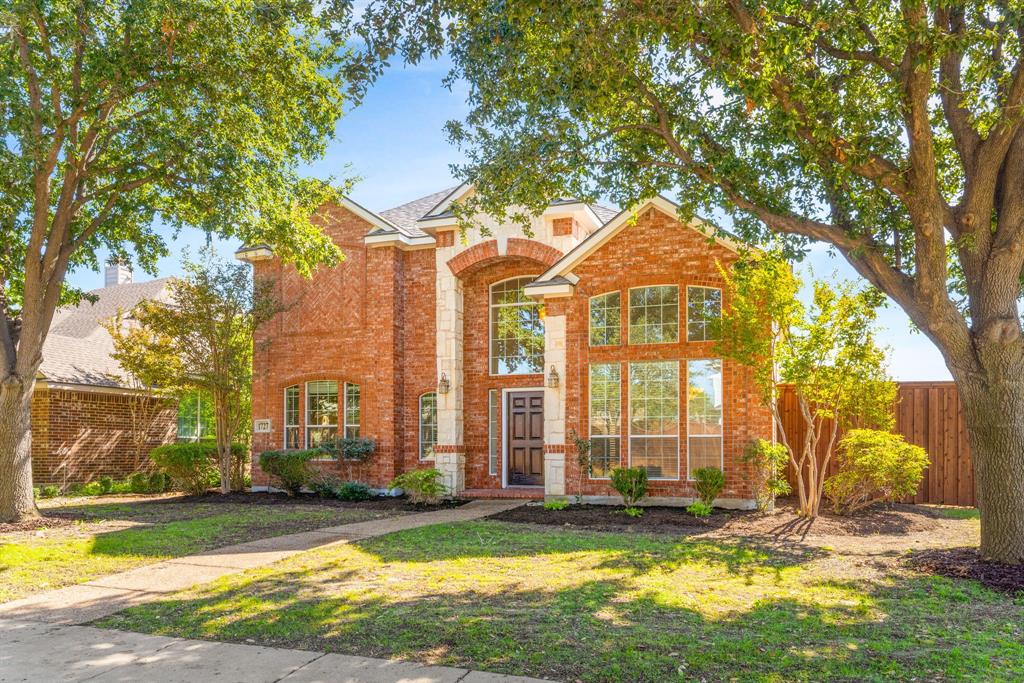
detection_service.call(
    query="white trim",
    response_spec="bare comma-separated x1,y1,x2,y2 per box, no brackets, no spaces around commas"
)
587,362,621,481
33,380,151,397
522,281,574,298
501,386,546,488
283,384,299,449
418,391,438,461
626,284,680,345
488,275,544,377
535,196,741,283
339,197,401,234
627,360,681,481
684,285,723,343
685,358,725,480
363,232,437,250
343,382,361,439
424,182,473,219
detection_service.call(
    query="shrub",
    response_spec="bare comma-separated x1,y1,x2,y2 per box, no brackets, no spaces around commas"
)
693,467,726,506
687,501,713,518
40,485,60,498
150,443,218,495
543,499,569,511
98,476,114,494
623,506,644,517
332,437,376,462
309,473,343,498
389,468,447,505
610,467,647,508
32,487,40,500
128,473,150,493
824,429,930,515
335,481,372,502
148,471,170,493
229,443,249,491
742,439,791,511
259,449,317,496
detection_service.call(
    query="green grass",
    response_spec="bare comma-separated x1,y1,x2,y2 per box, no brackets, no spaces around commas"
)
934,507,981,520
97,520,1024,682
0,500,391,602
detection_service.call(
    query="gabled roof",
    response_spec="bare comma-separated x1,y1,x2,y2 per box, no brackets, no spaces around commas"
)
40,278,173,389
379,186,460,237
528,196,740,292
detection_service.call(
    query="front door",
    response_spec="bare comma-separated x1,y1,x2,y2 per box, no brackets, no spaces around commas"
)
507,391,544,486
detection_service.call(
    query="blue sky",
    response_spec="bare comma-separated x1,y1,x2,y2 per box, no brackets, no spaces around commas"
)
66,59,950,381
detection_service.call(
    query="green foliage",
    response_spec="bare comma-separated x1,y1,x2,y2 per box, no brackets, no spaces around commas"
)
610,467,648,508
309,474,344,498
389,469,447,505
98,477,114,495
335,482,373,502
129,473,150,494
259,450,318,497
623,506,644,518
693,467,725,507
824,429,930,515
742,440,792,512
568,429,592,504
148,472,170,494
150,443,220,495
327,438,376,463
687,501,713,518
543,499,569,511
40,485,59,499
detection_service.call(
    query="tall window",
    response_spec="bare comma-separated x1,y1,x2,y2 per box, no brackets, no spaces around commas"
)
176,391,213,442
687,359,724,478
306,380,338,448
628,286,679,344
490,276,544,374
419,392,437,459
629,361,680,479
488,389,499,475
284,386,300,449
686,286,722,342
344,383,361,438
589,363,621,478
589,292,621,346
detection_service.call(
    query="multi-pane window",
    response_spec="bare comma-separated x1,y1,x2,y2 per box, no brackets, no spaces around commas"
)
176,391,214,441
589,363,621,478
589,292,621,346
306,380,338,449
628,286,679,344
284,386,300,449
419,392,438,460
686,286,722,342
344,383,361,438
629,361,680,479
490,277,544,374
687,359,724,478
488,389,499,476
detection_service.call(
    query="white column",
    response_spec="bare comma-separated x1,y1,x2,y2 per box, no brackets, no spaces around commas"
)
434,254,466,494
543,313,567,497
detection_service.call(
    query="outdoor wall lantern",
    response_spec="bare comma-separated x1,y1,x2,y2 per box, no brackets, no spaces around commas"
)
438,372,451,394
547,365,560,389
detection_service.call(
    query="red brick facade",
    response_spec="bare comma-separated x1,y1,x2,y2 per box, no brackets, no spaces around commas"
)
31,385,177,486
248,198,772,505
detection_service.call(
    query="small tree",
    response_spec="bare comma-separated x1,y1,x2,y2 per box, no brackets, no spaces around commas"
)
718,252,896,517
568,429,592,505
130,250,281,493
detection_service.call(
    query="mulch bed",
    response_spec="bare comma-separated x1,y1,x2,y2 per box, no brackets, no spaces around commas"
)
161,491,471,512
910,548,1024,595
489,500,943,539
0,516,77,534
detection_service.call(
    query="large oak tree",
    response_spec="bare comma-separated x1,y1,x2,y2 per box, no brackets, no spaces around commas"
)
1,0,356,522
356,1,1024,562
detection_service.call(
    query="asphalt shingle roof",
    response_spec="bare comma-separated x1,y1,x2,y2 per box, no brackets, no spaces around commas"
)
40,278,172,388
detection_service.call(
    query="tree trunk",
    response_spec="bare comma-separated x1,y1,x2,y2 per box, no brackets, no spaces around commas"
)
0,376,39,522
214,389,232,494
957,374,1024,565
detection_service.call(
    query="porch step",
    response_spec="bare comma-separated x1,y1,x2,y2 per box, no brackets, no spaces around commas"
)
462,488,544,500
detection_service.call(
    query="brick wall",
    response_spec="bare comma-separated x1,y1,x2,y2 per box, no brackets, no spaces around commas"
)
31,385,177,486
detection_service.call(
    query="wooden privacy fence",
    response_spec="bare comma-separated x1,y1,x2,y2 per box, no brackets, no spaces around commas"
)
776,382,975,507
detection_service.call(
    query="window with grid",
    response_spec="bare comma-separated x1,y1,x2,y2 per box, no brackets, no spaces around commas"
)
589,292,621,346
284,385,300,449
687,359,724,478
628,286,679,344
488,389,499,476
686,286,722,342
419,392,437,459
490,277,544,374
344,383,361,438
306,381,338,449
589,363,621,478
629,361,680,479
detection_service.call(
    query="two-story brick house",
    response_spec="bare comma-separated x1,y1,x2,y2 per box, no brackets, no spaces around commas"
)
241,184,772,507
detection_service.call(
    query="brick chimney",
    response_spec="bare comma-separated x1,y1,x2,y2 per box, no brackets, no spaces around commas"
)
104,261,132,287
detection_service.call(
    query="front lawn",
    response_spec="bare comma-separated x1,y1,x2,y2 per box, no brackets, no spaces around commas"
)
96,518,1023,682
0,497,397,602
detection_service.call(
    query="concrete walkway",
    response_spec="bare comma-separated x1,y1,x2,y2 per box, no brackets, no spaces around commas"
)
0,617,546,682
0,500,538,682
0,500,522,625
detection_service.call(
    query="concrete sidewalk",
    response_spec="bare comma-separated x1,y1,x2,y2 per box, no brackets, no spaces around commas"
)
0,500,522,625
0,617,546,682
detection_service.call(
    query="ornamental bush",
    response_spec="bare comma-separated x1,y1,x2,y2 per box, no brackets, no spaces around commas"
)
259,449,318,496
610,467,647,508
390,468,447,505
331,437,376,462
150,443,219,495
742,439,792,511
824,429,930,515
335,481,373,501
693,467,726,507
687,501,713,518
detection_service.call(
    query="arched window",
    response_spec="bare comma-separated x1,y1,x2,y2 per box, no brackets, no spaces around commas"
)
490,276,544,374
419,392,438,460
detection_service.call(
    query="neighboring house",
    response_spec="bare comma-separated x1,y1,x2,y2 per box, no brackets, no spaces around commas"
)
241,185,772,507
32,266,183,486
